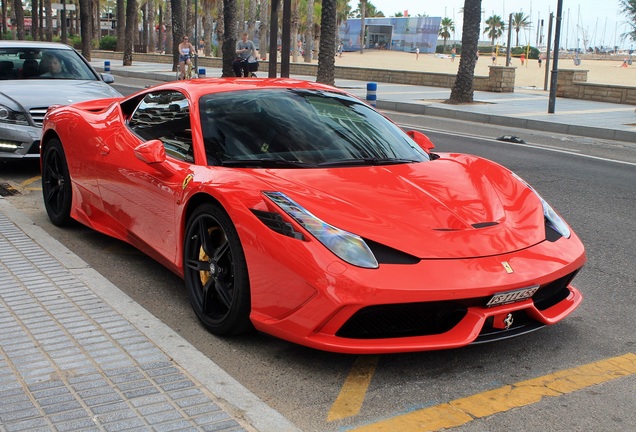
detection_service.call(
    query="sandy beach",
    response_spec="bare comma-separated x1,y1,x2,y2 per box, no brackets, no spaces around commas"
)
325,50,636,89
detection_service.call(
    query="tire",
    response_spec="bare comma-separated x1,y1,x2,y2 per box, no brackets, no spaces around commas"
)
183,203,252,335
41,138,73,226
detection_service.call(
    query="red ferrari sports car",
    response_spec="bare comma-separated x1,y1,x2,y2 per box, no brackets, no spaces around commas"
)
40,78,585,354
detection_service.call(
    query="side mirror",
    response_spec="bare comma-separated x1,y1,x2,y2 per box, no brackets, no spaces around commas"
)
101,73,115,84
134,140,176,176
407,130,435,153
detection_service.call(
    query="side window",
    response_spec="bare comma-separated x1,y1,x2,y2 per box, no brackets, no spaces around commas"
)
128,90,194,163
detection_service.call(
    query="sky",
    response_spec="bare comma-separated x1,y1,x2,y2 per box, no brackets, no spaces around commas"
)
349,1,632,50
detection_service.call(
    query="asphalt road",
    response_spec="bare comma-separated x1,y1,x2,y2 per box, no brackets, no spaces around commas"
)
1,79,635,431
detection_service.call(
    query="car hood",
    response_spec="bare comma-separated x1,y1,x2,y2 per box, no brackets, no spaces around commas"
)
251,154,546,259
0,80,121,110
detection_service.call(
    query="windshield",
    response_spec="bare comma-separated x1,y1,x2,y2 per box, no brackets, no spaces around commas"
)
0,47,98,81
199,89,430,167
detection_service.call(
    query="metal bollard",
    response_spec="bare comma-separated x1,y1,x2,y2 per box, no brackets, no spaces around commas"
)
198,68,206,78
104,61,111,73
366,82,377,107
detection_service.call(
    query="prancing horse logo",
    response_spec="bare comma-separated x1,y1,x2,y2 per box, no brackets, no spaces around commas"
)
503,313,514,329
502,261,514,273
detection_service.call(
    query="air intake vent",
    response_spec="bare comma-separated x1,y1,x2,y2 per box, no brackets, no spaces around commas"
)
251,209,305,240
471,222,499,229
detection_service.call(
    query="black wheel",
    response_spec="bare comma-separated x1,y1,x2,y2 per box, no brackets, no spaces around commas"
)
184,203,252,335
41,138,73,226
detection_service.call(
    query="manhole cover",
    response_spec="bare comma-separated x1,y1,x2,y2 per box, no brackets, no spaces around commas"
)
0,183,20,197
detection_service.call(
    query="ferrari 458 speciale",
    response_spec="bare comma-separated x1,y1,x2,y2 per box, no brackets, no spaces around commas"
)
40,78,585,353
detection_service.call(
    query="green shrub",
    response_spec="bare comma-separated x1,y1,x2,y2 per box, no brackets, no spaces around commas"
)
100,35,117,51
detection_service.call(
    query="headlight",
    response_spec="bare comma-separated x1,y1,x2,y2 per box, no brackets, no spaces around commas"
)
0,104,29,125
539,195,571,239
512,173,571,239
263,191,379,269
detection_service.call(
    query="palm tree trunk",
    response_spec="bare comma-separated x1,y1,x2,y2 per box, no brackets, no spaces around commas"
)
13,0,25,39
148,0,156,53
317,0,336,84
258,0,269,60
448,0,482,103
116,0,126,51
170,0,184,69
123,0,138,65
44,0,53,41
216,0,224,59
304,0,314,62
359,0,366,54
79,0,92,60
291,0,300,62
222,0,237,76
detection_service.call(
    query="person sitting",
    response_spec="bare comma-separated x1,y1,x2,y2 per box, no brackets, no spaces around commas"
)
232,32,256,77
39,53,73,78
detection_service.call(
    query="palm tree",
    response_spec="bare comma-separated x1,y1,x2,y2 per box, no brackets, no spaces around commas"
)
619,0,636,41
512,12,531,47
258,0,269,60
79,0,92,59
31,0,39,40
304,0,315,63
221,0,237,76
448,0,482,103
438,17,455,53
359,0,366,53
123,0,138,66
317,0,336,84
13,0,25,39
170,0,185,70
484,14,505,45
117,0,126,51
291,0,301,62
44,0,53,41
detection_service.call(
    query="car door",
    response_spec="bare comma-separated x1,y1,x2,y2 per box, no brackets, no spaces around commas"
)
97,89,195,264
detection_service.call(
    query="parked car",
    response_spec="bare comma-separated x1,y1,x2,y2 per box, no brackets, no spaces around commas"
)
0,41,121,159
40,78,586,354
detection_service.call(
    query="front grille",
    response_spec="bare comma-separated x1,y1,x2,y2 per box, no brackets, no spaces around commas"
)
29,107,48,126
532,270,578,310
474,311,545,344
336,301,467,339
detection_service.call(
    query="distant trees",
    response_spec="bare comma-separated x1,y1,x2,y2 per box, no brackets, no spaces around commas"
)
438,17,455,52
619,0,636,42
511,12,531,47
484,14,505,45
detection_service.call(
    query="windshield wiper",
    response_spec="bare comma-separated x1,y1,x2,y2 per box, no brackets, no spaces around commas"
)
220,158,312,168
318,157,421,167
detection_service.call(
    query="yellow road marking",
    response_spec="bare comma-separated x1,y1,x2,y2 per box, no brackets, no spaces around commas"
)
20,175,41,187
352,353,636,431
327,355,379,422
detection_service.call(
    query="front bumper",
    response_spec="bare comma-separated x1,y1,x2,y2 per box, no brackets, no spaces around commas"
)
248,232,587,354
0,123,41,158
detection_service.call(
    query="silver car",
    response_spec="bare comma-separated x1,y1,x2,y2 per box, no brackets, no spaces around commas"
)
0,41,122,159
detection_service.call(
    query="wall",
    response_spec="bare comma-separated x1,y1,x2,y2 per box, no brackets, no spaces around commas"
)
94,50,516,93
556,69,636,105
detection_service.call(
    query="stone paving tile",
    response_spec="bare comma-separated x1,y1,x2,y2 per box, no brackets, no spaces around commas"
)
0,211,249,432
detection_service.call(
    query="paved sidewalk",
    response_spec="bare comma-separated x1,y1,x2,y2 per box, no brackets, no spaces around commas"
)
0,200,299,432
90,58,636,143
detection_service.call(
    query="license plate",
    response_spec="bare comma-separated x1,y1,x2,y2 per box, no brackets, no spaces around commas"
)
486,285,540,307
